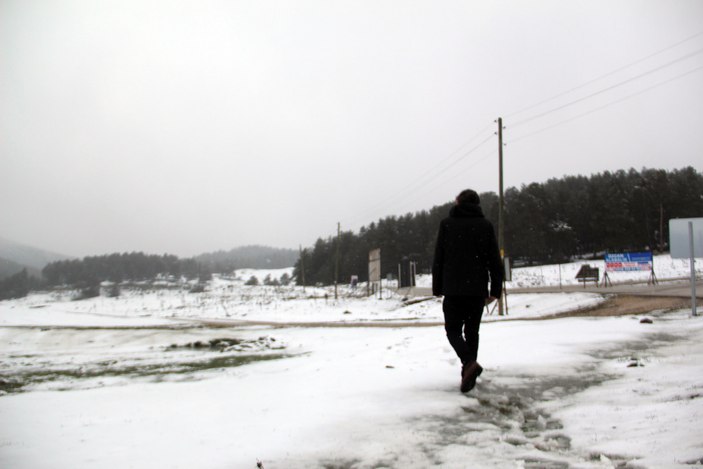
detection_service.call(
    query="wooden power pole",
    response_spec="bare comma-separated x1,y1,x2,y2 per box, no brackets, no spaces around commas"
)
299,245,306,292
659,203,664,252
334,222,340,300
497,117,505,316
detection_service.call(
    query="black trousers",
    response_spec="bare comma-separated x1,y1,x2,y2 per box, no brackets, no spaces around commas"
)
442,295,485,365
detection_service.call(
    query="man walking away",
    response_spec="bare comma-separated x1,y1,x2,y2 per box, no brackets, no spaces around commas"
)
432,189,503,393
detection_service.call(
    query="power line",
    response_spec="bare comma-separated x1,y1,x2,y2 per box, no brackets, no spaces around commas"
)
347,131,494,226
408,133,494,193
506,29,703,119
511,47,703,128
386,144,499,217
507,64,703,145
421,147,497,199
387,124,494,197
343,32,703,235
346,126,495,226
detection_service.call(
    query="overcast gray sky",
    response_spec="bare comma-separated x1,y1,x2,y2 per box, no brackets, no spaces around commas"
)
1,0,702,258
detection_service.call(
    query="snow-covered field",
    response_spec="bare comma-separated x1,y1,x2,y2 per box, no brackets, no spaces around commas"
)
416,254,702,289
1,257,702,468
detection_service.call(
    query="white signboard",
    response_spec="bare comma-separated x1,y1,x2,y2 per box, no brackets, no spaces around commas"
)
669,218,703,259
368,248,381,283
669,217,702,317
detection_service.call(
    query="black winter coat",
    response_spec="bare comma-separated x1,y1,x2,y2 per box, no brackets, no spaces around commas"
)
432,203,503,298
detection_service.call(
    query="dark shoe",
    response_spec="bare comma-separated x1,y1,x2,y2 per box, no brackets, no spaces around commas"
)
460,361,483,393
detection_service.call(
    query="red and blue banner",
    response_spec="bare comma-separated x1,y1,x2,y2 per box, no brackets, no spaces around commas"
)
604,252,653,272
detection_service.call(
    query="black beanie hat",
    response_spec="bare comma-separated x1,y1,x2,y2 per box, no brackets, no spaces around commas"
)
456,189,480,206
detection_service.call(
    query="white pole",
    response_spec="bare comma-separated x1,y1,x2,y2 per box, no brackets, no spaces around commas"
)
689,221,697,317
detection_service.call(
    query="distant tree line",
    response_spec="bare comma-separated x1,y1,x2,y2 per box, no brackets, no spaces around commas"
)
0,257,41,280
36,246,300,292
195,245,298,272
41,252,204,287
2,167,701,297
244,272,292,287
293,167,703,285
0,269,42,300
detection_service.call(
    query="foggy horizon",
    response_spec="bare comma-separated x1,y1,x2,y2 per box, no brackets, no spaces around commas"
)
1,162,700,260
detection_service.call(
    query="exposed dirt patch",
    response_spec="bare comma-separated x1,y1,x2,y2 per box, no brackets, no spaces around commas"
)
539,295,689,320
0,353,288,394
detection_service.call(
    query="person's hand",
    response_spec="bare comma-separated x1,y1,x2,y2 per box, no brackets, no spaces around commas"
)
485,296,498,305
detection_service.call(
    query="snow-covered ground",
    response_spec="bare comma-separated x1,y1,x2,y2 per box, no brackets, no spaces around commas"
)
0,287,604,327
506,253,702,288
1,257,702,468
415,253,702,289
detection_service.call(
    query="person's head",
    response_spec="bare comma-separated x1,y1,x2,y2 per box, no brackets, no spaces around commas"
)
456,189,480,207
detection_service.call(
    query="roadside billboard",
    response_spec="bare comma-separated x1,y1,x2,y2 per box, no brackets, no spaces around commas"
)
604,252,653,272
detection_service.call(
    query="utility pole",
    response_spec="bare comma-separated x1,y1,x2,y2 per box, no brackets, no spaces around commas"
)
689,221,697,317
334,222,340,300
497,117,505,316
299,245,306,292
659,203,664,252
